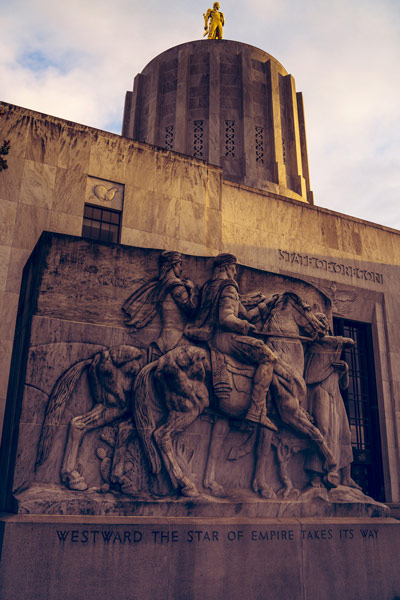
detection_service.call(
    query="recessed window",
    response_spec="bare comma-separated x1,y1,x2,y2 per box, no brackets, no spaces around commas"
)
333,318,384,501
82,204,121,243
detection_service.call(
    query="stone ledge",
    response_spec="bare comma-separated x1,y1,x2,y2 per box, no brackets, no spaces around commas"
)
13,482,389,518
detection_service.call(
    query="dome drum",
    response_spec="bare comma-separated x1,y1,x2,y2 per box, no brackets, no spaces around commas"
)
123,40,313,204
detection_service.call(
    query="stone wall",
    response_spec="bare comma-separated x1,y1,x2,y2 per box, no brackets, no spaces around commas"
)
1,515,399,600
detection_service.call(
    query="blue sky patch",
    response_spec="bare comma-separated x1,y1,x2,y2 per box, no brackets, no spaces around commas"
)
17,49,86,75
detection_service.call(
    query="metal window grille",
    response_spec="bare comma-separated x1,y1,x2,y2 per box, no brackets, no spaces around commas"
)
225,120,235,157
255,126,264,163
193,120,204,158
165,125,174,150
333,318,384,500
82,204,121,244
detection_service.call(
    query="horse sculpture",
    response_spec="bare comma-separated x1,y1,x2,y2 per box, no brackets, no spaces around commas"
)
133,292,338,497
36,292,337,499
202,291,338,498
35,345,144,490
253,292,340,496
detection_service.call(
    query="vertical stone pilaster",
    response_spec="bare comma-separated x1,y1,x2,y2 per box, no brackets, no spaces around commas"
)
285,74,306,199
209,46,221,166
121,91,133,138
131,74,145,141
267,60,287,187
126,74,145,141
297,92,313,204
146,63,161,146
241,50,255,185
174,48,190,155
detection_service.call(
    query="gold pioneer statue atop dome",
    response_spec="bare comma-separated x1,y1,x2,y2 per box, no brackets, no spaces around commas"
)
203,2,224,39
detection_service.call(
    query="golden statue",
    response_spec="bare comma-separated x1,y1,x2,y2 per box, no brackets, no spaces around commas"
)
203,2,224,39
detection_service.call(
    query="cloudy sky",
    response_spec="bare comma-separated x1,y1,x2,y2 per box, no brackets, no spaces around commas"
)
1,0,399,228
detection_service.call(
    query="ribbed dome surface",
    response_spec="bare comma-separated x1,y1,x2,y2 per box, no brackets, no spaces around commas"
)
123,40,313,203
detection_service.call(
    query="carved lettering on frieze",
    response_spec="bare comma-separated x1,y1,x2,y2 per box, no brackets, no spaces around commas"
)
57,252,135,288
278,249,384,285
59,252,85,265
54,526,380,545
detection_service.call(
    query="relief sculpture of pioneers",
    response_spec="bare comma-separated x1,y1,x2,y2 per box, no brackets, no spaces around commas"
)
17,246,386,516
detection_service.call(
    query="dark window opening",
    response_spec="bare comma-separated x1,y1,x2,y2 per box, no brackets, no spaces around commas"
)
82,204,121,243
333,318,384,501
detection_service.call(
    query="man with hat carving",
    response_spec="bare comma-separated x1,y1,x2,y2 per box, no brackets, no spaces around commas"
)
122,251,199,358
185,253,278,430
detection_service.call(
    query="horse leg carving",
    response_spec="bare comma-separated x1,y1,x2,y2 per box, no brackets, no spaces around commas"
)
276,397,337,480
275,443,298,499
287,411,335,470
153,409,202,497
153,426,180,490
203,417,230,497
62,404,124,491
272,370,338,481
227,428,256,460
252,428,276,499
62,416,88,490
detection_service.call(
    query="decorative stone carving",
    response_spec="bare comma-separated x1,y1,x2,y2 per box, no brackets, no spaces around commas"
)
85,176,123,210
36,345,144,491
122,250,198,359
311,280,358,315
10,237,387,516
304,315,360,490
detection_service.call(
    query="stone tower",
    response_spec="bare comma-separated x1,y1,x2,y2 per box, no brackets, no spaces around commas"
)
122,40,313,204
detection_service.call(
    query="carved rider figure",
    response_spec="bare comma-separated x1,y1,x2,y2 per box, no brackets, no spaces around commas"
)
203,2,224,39
122,251,198,358
185,253,277,430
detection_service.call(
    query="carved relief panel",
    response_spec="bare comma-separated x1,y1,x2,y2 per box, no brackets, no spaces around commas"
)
6,234,387,517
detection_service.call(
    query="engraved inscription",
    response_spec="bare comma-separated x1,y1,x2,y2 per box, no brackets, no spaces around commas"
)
55,527,380,545
278,250,384,284
57,252,135,288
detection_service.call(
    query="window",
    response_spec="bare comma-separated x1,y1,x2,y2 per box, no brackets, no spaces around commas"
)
333,318,384,500
82,204,121,243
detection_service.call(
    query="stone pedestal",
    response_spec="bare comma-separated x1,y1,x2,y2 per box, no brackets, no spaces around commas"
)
1,514,399,600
